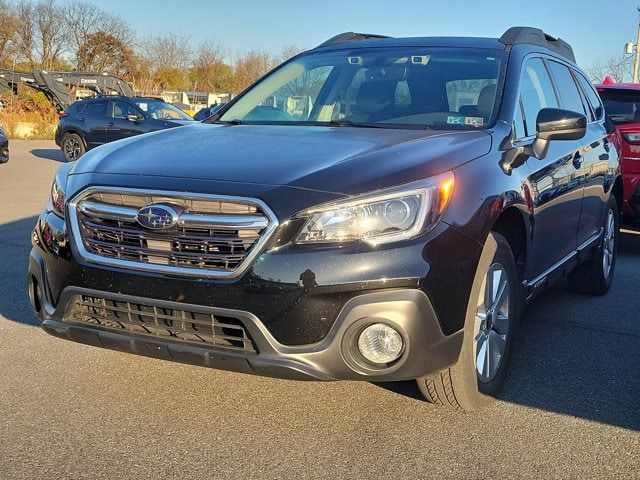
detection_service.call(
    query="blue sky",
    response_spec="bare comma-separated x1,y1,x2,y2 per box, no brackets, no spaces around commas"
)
89,0,639,67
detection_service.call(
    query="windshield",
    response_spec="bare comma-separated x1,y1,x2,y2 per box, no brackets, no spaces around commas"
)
599,89,640,125
132,99,193,121
219,47,504,129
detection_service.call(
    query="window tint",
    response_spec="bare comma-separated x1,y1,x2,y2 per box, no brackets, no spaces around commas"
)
111,101,140,119
87,100,107,118
575,73,604,120
519,58,558,136
547,61,585,115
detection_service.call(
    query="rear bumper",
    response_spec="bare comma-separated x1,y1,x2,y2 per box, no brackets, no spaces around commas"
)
29,248,464,382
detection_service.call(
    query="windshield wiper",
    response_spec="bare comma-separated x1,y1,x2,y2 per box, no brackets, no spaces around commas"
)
325,120,392,129
214,119,243,125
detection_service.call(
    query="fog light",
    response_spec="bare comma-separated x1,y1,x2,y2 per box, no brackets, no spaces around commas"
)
357,323,404,364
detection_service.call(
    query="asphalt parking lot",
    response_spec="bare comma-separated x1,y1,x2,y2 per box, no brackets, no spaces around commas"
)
0,140,639,479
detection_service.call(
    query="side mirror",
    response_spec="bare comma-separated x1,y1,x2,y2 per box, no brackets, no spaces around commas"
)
127,114,143,123
529,108,587,158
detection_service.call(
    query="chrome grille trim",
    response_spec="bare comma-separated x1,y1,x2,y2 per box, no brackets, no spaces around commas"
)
68,187,279,279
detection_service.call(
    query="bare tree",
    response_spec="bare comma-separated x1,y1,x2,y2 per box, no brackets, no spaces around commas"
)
0,0,19,67
586,56,633,83
190,40,233,92
140,33,192,72
12,0,70,70
137,33,192,90
64,1,133,56
232,50,275,92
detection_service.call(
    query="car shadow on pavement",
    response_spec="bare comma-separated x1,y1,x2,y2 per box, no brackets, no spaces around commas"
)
0,216,39,326
30,148,65,163
378,231,640,431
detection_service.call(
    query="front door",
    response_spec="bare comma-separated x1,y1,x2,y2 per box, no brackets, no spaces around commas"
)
106,100,145,143
517,57,583,279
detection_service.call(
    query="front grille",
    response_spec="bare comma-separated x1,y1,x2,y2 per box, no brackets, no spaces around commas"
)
69,294,256,353
70,188,277,277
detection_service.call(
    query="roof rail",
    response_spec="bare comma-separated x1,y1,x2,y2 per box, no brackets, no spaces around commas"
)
317,32,391,48
499,27,575,63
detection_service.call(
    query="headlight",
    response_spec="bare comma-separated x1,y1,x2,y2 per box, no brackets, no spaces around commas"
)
50,178,66,218
623,132,640,143
48,166,71,218
295,172,454,245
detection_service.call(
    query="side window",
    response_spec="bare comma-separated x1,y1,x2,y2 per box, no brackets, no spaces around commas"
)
575,72,604,120
111,101,139,119
86,101,107,118
519,58,558,136
547,61,586,115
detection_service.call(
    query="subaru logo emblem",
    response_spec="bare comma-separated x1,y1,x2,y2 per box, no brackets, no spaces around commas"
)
136,204,179,230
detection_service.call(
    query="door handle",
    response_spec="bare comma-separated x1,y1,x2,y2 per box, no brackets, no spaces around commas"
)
106,122,114,128
572,152,582,169
78,117,86,122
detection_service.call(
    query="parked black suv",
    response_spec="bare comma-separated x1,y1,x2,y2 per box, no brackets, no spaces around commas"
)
30,28,621,410
55,96,194,161
0,125,8,164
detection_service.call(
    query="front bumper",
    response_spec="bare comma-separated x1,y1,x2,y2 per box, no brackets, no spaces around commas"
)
29,248,463,381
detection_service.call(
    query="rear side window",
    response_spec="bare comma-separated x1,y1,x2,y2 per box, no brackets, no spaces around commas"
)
547,61,586,115
575,73,604,120
519,58,558,136
87,101,107,118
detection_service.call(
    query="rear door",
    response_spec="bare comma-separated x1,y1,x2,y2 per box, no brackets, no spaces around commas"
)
563,69,612,245
80,100,108,148
518,57,584,279
106,100,146,143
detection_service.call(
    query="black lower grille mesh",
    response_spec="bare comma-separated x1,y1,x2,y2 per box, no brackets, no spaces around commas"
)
69,295,256,353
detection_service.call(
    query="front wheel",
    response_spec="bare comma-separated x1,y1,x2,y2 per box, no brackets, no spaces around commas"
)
416,232,519,411
568,196,619,296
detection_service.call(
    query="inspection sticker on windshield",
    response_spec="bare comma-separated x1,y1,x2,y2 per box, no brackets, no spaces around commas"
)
447,115,484,127
464,116,484,127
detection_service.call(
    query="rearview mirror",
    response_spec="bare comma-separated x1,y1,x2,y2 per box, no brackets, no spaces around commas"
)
529,108,587,159
127,114,143,123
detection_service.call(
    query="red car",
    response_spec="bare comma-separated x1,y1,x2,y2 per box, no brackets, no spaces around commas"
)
596,77,640,219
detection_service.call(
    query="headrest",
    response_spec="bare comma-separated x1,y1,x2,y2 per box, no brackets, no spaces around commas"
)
477,84,497,119
356,81,396,114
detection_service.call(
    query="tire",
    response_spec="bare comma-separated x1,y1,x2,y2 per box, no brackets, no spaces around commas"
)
61,133,85,161
567,195,619,296
416,232,520,411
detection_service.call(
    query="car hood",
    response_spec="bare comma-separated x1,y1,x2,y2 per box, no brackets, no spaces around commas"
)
71,123,491,195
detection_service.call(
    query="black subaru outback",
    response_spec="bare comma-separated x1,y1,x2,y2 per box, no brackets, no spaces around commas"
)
29,28,621,410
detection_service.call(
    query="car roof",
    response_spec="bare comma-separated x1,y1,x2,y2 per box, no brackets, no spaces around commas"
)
311,28,576,63
77,96,165,103
312,36,506,52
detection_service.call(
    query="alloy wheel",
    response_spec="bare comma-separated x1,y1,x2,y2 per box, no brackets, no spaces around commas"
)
64,138,81,160
474,263,510,383
602,208,615,278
